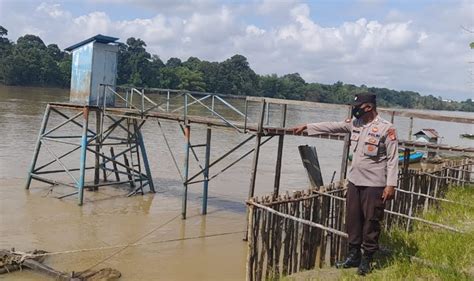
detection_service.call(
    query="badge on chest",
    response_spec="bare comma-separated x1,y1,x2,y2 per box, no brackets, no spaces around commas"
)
364,129,381,157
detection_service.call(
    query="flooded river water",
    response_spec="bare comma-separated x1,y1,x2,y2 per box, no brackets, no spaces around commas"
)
0,85,472,280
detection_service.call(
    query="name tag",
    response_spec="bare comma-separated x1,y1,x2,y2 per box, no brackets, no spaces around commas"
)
368,132,380,138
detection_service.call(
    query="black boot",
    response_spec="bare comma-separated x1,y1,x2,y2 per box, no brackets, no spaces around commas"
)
336,245,361,269
357,252,373,275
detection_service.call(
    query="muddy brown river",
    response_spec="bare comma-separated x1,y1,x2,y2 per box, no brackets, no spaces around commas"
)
0,85,472,280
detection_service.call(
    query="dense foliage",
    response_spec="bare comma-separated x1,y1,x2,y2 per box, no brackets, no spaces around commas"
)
0,26,472,112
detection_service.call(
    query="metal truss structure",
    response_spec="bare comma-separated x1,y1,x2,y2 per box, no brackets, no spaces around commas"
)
26,86,474,220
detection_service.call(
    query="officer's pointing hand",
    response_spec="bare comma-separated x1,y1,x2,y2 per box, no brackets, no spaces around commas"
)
293,125,307,135
382,186,395,203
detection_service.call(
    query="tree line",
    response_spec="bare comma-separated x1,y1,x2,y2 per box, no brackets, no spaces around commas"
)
0,25,472,112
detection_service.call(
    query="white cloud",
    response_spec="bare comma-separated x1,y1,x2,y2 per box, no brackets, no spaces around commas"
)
36,3,69,18
1,1,472,100
246,25,265,36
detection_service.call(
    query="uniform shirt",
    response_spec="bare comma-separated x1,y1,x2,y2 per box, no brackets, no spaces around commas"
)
307,115,399,187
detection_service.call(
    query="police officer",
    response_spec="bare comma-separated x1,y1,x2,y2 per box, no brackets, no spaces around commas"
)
293,93,398,275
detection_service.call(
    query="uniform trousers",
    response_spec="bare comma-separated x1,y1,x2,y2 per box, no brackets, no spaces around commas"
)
346,182,385,253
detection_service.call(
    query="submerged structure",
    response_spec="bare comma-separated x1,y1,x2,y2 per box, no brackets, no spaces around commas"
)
25,35,155,205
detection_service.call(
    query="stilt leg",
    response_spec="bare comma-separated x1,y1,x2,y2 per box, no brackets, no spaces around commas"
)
123,154,135,188
273,104,287,199
136,123,155,193
78,107,90,206
94,110,101,189
110,147,120,182
26,104,51,189
244,100,266,240
182,124,191,219
202,127,212,214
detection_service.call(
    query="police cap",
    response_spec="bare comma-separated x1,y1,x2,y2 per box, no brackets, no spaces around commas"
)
350,93,376,106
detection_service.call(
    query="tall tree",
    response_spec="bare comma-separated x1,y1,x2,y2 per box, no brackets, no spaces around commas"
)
0,26,13,82
175,67,206,91
215,54,259,96
126,37,152,86
166,57,182,68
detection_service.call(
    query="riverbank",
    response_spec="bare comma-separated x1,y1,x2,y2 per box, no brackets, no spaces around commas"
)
286,185,474,281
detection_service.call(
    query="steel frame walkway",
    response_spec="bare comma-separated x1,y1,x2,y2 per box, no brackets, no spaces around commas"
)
25,86,474,219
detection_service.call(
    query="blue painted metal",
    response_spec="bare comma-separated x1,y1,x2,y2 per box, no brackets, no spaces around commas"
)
398,151,424,164
202,127,212,214
136,126,155,193
26,104,51,189
68,35,118,107
78,108,90,205
182,125,191,219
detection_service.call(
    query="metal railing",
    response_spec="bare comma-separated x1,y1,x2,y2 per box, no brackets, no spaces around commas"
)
98,85,253,133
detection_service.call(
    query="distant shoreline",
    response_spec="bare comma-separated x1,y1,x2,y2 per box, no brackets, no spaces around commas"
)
1,84,472,113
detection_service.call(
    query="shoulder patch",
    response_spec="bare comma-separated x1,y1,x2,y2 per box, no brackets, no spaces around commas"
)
345,118,351,123
387,128,397,141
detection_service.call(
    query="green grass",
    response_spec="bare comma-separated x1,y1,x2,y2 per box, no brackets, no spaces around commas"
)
342,185,474,281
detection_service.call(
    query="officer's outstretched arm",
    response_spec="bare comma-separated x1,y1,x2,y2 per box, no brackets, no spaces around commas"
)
306,121,352,135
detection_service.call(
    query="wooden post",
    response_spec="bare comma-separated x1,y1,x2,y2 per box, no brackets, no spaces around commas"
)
78,107,90,206
246,203,255,281
244,100,266,240
265,102,270,125
339,106,352,183
402,149,410,191
273,104,287,199
202,127,212,214
26,104,51,189
406,175,416,231
408,117,414,141
244,98,249,133
390,111,395,123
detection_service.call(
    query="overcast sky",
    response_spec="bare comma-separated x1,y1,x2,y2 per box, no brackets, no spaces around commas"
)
1,0,473,100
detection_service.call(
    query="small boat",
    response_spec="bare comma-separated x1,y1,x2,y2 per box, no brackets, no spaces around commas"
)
398,151,424,164
460,133,474,140
348,150,423,164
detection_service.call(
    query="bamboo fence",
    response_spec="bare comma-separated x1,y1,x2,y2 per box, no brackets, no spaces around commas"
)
246,158,473,281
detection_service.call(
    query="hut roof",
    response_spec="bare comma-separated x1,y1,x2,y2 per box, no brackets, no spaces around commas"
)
65,34,119,52
414,128,439,139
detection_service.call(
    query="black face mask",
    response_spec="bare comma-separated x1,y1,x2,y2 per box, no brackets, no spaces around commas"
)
352,106,367,119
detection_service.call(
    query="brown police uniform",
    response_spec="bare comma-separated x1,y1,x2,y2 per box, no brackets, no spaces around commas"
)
306,115,398,254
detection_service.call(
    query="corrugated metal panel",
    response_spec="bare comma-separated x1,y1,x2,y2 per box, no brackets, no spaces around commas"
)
414,129,439,139
423,128,440,138
68,38,118,107
70,42,93,105
90,42,118,107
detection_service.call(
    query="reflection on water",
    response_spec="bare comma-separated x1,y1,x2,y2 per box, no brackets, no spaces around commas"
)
0,85,472,280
